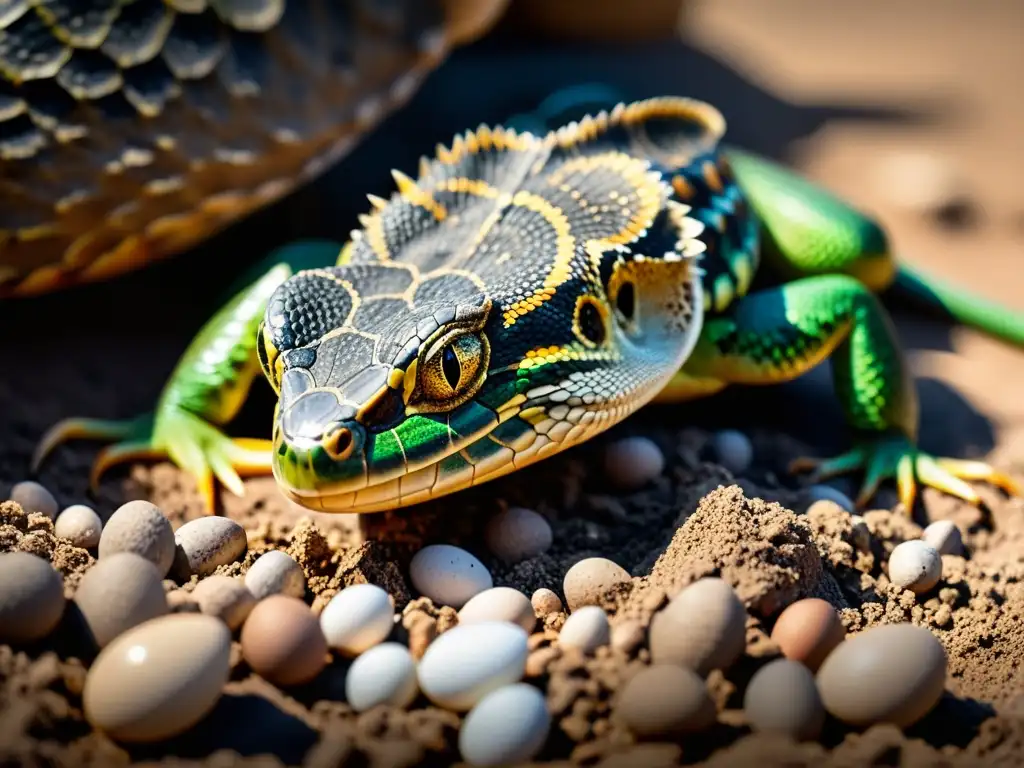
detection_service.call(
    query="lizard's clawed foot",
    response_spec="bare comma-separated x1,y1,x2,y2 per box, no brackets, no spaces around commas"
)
789,434,1022,512
32,409,274,513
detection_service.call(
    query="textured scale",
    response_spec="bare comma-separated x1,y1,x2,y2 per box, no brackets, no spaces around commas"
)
262,97,754,512
0,0,505,297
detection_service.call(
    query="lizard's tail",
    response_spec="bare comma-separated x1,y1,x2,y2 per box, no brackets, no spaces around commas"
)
891,263,1024,347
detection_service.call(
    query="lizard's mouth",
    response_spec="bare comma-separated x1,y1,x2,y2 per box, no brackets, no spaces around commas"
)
271,390,513,514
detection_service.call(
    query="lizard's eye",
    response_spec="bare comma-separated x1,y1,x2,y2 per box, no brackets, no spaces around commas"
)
417,332,487,405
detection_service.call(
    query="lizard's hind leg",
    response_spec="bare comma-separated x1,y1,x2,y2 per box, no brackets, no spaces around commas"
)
672,275,1021,511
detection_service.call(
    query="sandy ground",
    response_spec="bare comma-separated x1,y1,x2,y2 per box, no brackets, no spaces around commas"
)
3,1,1024,766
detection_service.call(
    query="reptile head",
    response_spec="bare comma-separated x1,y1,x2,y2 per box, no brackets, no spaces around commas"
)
258,97,723,513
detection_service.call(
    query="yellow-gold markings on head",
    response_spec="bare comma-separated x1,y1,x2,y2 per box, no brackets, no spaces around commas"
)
257,321,281,392
501,190,575,327
573,294,610,348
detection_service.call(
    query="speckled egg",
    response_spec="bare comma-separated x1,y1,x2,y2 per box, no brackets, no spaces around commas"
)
459,587,536,633
191,575,256,630
484,507,553,564
562,557,631,612
345,642,419,712
74,552,169,648
816,623,947,728
649,577,747,676
0,552,65,643
770,598,845,672
409,544,493,609
459,683,551,766
98,500,175,577
54,505,103,550
244,550,306,601
559,606,610,654
744,659,824,741
888,539,942,594
8,481,58,520
173,517,247,578
603,436,665,490
241,595,328,686
83,613,231,742
616,664,717,738
417,622,529,711
319,583,395,656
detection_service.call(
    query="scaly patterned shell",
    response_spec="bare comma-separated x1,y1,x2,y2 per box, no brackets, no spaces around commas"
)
0,0,509,297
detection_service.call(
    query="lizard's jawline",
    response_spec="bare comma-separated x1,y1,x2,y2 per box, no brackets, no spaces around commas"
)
281,275,706,514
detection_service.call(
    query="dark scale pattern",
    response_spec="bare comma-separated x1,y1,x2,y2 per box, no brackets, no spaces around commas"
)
266,269,357,351
668,150,761,317
264,96,729,438
0,0,476,296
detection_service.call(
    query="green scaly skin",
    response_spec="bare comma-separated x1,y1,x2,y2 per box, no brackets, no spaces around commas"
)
32,97,1024,515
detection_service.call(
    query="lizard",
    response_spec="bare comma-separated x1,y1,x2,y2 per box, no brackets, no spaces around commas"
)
0,0,510,298
31,95,1024,516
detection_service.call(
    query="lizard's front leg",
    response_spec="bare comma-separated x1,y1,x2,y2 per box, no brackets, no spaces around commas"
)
658,275,1020,511
32,240,343,512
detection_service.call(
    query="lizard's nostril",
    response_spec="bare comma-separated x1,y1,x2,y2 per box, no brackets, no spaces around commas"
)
322,425,354,460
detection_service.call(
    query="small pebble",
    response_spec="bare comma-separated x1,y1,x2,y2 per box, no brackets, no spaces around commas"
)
192,575,256,630
850,514,872,551
803,485,854,513
770,598,845,672
418,621,529,711
319,583,395,656
603,436,665,490
744,659,825,741
54,505,103,549
459,587,536,633
409,544,493,609
345,642,419,711
562,557,631,612
99,500,175,577
649,577,746,676
531,588,563,616
459,683,551,766
74,553,168,648
167,590,200,613
244,549,306,600
617,664,716,738
611,620,646,654
83,614,231,742
708,429,754,475
0,551,65,643
8,481,58,520
174,516,247,578
484,507,553,564
558,606,610,654
888,539,942,594
923,520,963,556
816,622,947,728
241,595,328,686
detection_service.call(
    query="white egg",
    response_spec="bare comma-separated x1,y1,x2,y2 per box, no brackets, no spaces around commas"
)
345,642,419,711
558,606,610,654
319,583,395,656
417,622,528,711
459,683,551,766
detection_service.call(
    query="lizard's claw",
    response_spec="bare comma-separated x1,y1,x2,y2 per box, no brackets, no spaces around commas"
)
789,434,1022,512
32,409,273,513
